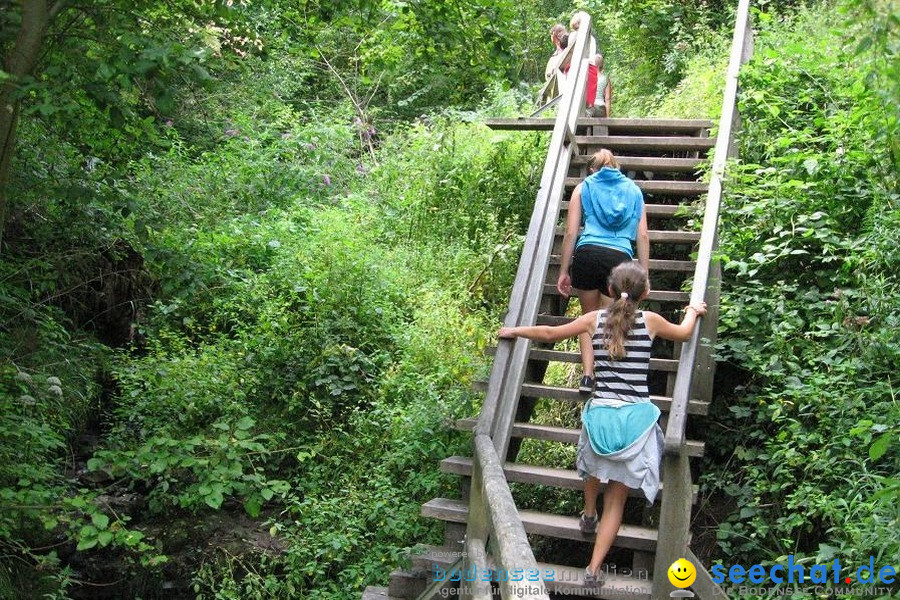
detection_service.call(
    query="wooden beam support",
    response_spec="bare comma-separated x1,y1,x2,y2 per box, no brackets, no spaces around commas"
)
474,434,549,600
686,549,729,600
652,450,693,599
461,537,492,600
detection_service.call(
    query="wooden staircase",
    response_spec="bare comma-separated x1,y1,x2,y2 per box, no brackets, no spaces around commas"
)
413,114,715,600
364,4,752,599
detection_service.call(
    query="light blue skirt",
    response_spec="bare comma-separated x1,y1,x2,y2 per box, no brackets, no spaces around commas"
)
576,400,664,504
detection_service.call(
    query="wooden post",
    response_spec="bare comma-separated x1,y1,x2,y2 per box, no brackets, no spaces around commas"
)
652,450,693,599
692,234,720,404
463,537,493,600
472,435,549,600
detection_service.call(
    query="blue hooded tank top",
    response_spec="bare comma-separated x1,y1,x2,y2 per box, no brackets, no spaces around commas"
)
576,167,644,257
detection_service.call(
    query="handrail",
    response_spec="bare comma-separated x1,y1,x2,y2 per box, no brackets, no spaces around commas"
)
663,0,753,455
476,434,548,599
477,14,593,461
463,15,596,600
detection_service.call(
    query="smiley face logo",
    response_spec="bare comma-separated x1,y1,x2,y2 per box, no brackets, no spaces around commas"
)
668,558,696,588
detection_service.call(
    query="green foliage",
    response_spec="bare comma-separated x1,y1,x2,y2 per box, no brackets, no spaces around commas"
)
6,0,257,167
5,0,899,597
263,0,523,118
652,37,729,119
89,417,290,516
702,0,900,571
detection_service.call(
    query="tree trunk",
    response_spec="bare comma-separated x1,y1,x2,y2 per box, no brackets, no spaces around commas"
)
0,0,57,254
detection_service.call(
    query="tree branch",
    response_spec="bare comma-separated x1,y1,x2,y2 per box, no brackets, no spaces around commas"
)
49,0,69,20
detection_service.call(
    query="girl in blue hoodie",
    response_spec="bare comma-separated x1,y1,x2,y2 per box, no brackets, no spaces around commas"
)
557,149,650,394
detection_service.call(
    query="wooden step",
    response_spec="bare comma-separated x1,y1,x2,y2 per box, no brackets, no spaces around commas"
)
571,155,703,173
574,136,716,152
455,418,706,457
536,313,692,327
406,545,465,572
484,117,712,134
388,569,426,598
422,498,658,550
564,178,708,196
518,383,708,415
560,202,684,217
440,456,698,503
361,586,399,600
472,381,708,415
580,117,713,133
486,346,679,372
553,227,701,244
648,230,701,243
536,560,652,599
542,284,690,303
531,348,680,372
547,256,695,272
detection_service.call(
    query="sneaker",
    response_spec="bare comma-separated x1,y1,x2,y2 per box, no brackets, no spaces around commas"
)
578,511,598,535
579,375,594,394
584,566,606,588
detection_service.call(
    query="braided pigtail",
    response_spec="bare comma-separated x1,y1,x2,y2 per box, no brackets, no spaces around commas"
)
602,262,649,359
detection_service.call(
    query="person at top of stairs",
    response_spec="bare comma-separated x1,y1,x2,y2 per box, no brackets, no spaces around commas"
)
498,261,706,588
557,149,649,395
586,53,612,117
539,23,574,104
544,23,569,81
570,11,605,116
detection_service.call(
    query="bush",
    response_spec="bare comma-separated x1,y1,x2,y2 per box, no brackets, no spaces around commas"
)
702,0,899,571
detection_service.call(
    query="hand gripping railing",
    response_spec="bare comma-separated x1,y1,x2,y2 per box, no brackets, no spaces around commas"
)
459,15,597,600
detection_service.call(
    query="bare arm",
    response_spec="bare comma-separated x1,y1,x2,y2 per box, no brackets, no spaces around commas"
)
499,311,597,343
636,207,649,271
644,303,707,342
557,183,583,297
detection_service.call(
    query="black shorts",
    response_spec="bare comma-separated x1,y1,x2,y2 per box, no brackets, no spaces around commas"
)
570,245,632,294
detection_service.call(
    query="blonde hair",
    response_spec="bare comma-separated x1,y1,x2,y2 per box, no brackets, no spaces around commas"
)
603,262,649,360
589,148,618,171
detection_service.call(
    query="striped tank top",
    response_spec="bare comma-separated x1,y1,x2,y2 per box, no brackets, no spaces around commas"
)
590,310,651,403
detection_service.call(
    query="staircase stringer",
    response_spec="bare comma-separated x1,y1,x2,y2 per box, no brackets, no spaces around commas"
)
453,15,598,600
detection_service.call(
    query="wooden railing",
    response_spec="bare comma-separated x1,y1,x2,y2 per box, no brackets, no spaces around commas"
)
653,1,754,597
477,13,593,460
461,14,596,600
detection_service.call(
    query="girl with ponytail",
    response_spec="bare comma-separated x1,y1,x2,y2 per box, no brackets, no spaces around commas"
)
499,261,706,587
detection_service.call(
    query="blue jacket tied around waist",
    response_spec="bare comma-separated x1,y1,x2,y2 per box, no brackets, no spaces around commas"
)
577,167,644,257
